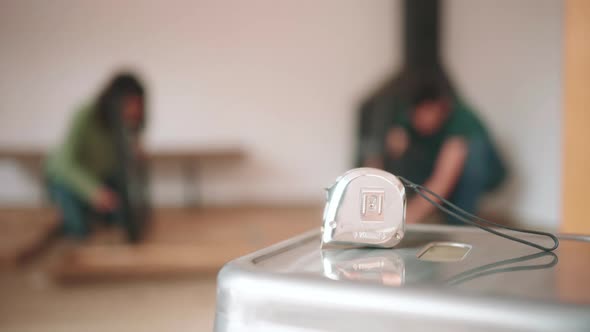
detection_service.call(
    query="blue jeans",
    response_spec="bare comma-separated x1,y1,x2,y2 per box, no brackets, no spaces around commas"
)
47,180,122,238
446,138,506,224
386,137,507,225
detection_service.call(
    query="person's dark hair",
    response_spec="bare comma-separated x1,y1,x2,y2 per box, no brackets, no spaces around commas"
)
96,72,146,131
408,79,450,108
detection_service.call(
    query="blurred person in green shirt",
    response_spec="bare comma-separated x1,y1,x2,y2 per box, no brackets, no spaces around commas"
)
45,73,146,238
364,81,506,224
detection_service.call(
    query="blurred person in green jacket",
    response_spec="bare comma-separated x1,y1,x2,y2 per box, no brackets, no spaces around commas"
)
363,80,506,225
45,73,146,238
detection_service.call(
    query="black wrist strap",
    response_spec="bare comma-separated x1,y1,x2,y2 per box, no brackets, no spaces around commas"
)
398,176,559,252
446,251,558,285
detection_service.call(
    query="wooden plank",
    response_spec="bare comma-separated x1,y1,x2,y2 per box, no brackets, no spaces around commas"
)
53,244,257,281
556,238,590,304
562,0,590,234
0,149,44,164
52,206,321,282
146,148,245,164
0,147,245,164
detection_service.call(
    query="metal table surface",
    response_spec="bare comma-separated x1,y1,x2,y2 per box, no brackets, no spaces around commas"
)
214,224,590,332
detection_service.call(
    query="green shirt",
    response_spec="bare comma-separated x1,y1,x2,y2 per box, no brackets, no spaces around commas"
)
390,101,491,183
46,105,117,201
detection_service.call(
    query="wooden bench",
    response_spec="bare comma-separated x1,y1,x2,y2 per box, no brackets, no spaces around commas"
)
0,147,246,206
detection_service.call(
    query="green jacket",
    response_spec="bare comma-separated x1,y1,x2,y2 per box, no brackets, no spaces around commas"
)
46,105,118,201
389,100,505,187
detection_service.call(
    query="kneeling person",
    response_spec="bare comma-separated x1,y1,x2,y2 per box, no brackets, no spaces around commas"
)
384,84,506,224
45,73,147,238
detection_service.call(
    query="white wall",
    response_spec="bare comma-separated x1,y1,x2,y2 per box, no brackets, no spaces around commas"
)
0,0,400,205
444,0,563,227
0,0,562,227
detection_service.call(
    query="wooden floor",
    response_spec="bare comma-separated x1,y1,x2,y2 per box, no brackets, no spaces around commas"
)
0,208,59,268
0,206,321,331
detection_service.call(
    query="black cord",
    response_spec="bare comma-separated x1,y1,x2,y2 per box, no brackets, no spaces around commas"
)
398,176,559,252
445,251,558,285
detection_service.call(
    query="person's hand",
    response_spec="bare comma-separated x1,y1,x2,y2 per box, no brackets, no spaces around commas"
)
91,187,119,213
133,141,147,161
386,127,409,159
364,156,384,169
